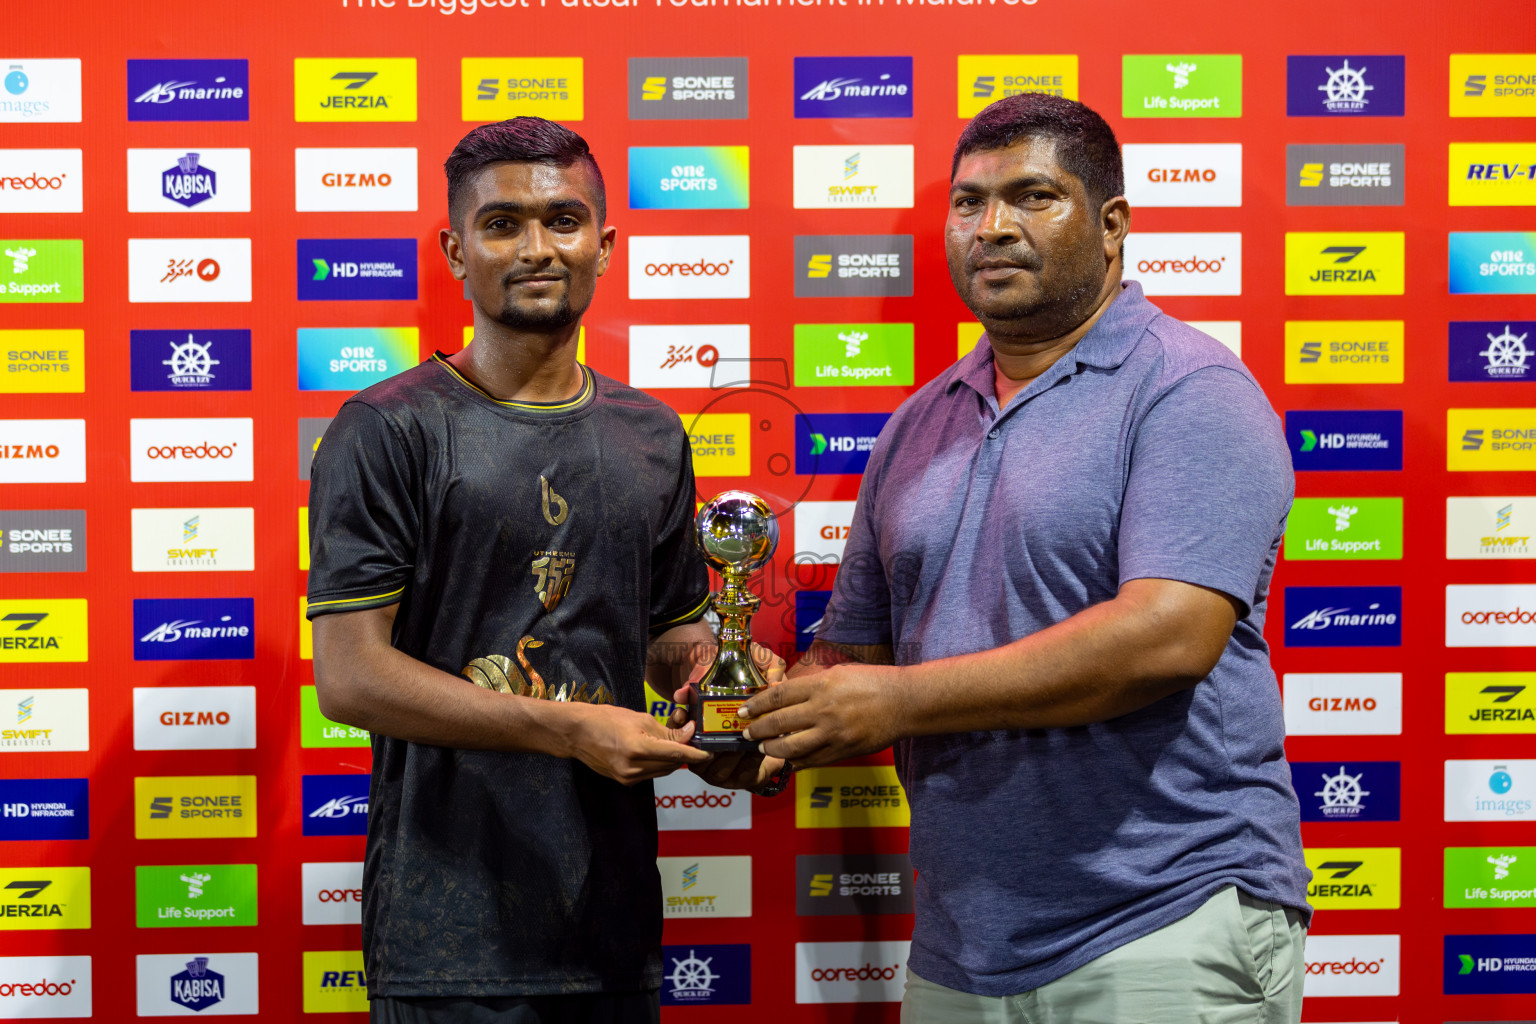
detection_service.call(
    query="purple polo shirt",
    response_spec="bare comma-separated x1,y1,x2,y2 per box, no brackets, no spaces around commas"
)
817,281,1310,996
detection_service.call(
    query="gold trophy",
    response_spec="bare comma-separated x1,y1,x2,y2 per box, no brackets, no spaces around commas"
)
691,490,779,751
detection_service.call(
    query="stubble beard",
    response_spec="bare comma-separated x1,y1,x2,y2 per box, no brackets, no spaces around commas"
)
494,293,578,331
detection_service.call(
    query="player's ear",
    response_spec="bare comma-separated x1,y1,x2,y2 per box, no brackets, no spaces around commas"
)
440,226,467,282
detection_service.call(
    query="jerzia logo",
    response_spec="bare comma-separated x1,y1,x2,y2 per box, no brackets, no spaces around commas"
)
295,58,417,122
1285,232,1405,295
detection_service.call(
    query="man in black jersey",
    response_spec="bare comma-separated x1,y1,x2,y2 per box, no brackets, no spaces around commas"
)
307,118,778,1024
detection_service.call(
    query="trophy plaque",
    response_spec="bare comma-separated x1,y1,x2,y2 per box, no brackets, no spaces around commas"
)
691,490,779,751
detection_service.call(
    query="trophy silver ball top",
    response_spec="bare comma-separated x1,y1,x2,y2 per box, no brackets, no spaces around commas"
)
691,490,779,750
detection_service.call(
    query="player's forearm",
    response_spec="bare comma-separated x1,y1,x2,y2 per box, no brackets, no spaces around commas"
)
644,619,716,695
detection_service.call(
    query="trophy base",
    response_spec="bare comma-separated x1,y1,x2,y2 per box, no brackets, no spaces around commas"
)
690,694,760,752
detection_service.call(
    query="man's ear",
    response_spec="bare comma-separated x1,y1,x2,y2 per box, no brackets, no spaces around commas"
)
439,226,467,282
595,224,617,279
1100,196,1131,261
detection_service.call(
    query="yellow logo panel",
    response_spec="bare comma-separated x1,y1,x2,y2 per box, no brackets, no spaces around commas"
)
795,765,909,828
680,413,750,478
1447,672,1536,733
1284,321,1404,384
299,507,310,571
1450,54,1536,117
0,599,87,664
303,951,369,1014
462,58,584,122
0,331,84,394
958,322,985,359
294,58,417,122
1284,232,1405,295
134,775,257,840
0,867,90,930
1448,408,1536,471
1305,848,1400,909
300,598,313,661
1449,143,1536,206
957,56,1079,117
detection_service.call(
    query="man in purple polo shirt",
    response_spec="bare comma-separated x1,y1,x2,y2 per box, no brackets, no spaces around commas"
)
737,95,1311,1021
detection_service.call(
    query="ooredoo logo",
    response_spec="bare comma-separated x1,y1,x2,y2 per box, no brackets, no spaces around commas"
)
0,955,92,1015
129,419,253,483
628,236,750,300
1302,935,1399,997
1447,584,1536,647
653,771,750,832
1122,232,1242,295
0,151,82,213
302,862,364,925
795,941,909,1004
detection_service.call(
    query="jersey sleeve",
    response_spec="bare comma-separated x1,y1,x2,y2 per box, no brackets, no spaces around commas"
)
1118,366,1294,617
648,427,711,632
814,463,895,649
306,400,420,619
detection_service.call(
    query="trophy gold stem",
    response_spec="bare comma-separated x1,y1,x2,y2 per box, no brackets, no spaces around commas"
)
698,572,768,696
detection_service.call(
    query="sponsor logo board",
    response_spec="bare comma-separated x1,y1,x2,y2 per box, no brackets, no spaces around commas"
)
795,413,889,475
298,418,331,481
0,868,89,931
0,511,85,574
628,146,748,210
659,856,750,918
300,687,369,748
0,328,81,394
793,502,856,564
297,239,417,301
1449,408,1536,471
0,779,87,841
0,600,87,664
136,864,258,929
1445,934,1536,994
302,863,363,926
1187,321,1241,355
1445,846,1536,908
679,413,749,477
1450,53,1536,117
295,58,416,122
628,58,748,120
133,687,255,751
130,330,251,392
1304,848,1400,909
297,328,418,391
1304,935,1399,997
1285,497,1401,560
1121,144,1242,207
134,776,256,840
795,941,909,1004
794,590,831,652
301,951,368,1014
295,148,418,212
660,944,750,1007
0,955,92,1017
1284,321,1403,384
133,598,254,662
792,146,913,209
653,771,749,832
126,149,250,213
462,57,581,121
1283,674,1402,735
128,59,248,121
0,150,81,214
1448,673,1536,733
1122,54,1242,118
135,952,258,1016
0,690,87,752
794,56,912,118
1447,584,1536,646
628,235,749,300
127,238,251,303
1284,232,1405,295
794,235,912,298
1286,410,1402,471
1451,321,1535,381
1449,142,1536,206
1447,496,1535,559
0,60,81,123
1123,232,1241,295
1292,761,1401,822
795,766,908,828
129,418,252,482
1450,231,1536,294
1284,587,1401,648
0,420,85,484
1286,143,1404,206
1446,760,1536,821
957,55,1078,116
131,507,254,573
627,325,749,390
796,853,914,916
793,323,914,386
1287,55,1405,116
1,239,82,304
302,775,368,837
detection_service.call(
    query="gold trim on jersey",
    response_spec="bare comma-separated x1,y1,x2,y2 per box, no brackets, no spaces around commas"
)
432,353,594,412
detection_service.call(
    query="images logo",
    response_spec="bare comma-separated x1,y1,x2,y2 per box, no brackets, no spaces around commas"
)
1287,55,1405,116
0,599,87,664
298,239,417,301
1450,53,1536,117
1284,321,1403,384
127,237,252,303
1446,672,1536,733
295,58,416,122
1449,142,1536,206
302,775,369,837
795,766,908,829
1450,231,1536,294
794,57,912,118
0,149,82,213
1283,673,1403,735
133,598,255,661
127,148,251,213
792,145,914,209
1303,935,1399,997
659,856,751,918
1285,587,1402,647
0,779,87,841
1447,495,1535,559
0,689,88,751
462,57,581,121
1286,409,1402,471
957,55,1077,117
1444,846,1536,908
793,502,857,564
0,60,81,123
1445,760,1536,821
295,147,418,212
1447,584,1536,647
794,235,912,298
628,324,749,391
1122,232,1242,296
127,59,248,121
1285,497,1402,560
135,864,258,928
628,147,749,211
796,854,913,917
1292,761,1401,821
297,327,419,391
1,238,81,305
1447,408,1536,471
0,329,84,396
679,413,750,477
130,330,251,392
0,867,90,931
1122,54,1242,118
796,941,909,1004
1286,144,1404,206
628,57,747,120
129,417,253,482
134,775,257,840
628,235,750,300
1445,935,1536,995
1284,232,1405,295
1120,144,1242,207
302,862,364,925
794,323,914,387
133,686,256,751
302,951,368,1014
661,944,750,1007
796,413,889,476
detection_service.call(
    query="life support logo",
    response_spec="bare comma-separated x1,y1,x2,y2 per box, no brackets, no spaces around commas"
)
134,776,257,840
134,863,258,929
1303,935,1399,997
795,766,908,829
795,941,910,1004
1122,232,1241,295
629,236,750,300
1121,54,1242,118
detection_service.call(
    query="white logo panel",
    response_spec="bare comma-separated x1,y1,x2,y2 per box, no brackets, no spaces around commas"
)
301,862,364,925
794,501,857,564
126,149,251,213
294,148,418,212
129,419,253,483
0,956,92,1018
127,238,252,304
1447,496,1536,559
792,145,914,209
653,772,751,832
1282,673,1402,735
1302,935,1399,997
658,855,751,918
0,61,83,123
0,689,88,752
134,953,258,1016
628,325,750,390
131,507,255,573
1446,759,1536,821
1123,232,1243,296
133,687,256,751
628,236,750,300
1447,584,1536,646
1122,144,1243,207
0,420,86,484
1186,320,1242,357
795,941,910,1004
0,150,82,213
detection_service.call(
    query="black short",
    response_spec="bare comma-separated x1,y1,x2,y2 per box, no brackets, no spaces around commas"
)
369,991,661,1024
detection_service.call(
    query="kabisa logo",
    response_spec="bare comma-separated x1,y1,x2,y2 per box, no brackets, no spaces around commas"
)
1283,673,1403,736
0,510,86,575
0,868,90,931
1449,142,1536,206
298,239,417,301
133,598,254,662
0,956,92,1015
302,775,369,837
0,688,88,751
1122,232,1242,296
956,55,1079,117
1120,144,1242,207
1121,54,1243,118
1304,848,1401,909
130,330,252,392
134,776,257,840
170,957,224,1012
1450,231,1536,294
1447,673,1536,734
128,59,248,121
0,60,81,123
1286,144,1404,206
794,235,913,298
793,57,912,118
1445,760,1536,822
1,238,83,305
1450,322,1535,382
0,149,83,214
0,778,88,841
1286,409,1403,471
1302,935,1399,997
1445,934,1536,995
1447,584,1536,647
0,599,88,664
1447,408,1536,471
628,235,750,300
1285,586,1402,647
795,413,888,476
1293,761,1401,822
660,945,751,1007
135,952,259,1016
1444,846,1536,908
795,766,909,829
792,145,914,209
297,327,419,391
796,854,914,917
1284,320,1403,385
295,147,419,212
628,147,749,211
462,57,582,121
628,58,748,120
794,590,831,652
160,153,215,208
295,59,417,122
135,863,259,928
1450,53,1536,117
1286,55,1405,116
796,941,910,1004
1285,232,1405,295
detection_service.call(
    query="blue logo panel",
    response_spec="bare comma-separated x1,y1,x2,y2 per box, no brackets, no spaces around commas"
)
1291,761,1401,822
628,147,750,210
0,778,88,840
1286,55,1405,116
1284,586,1402,648
127,60,249,121
1450,232,1536,294
133,598,255,661
794,590,832,652
1286,410,1403,471
794,57,913,118
1445,934,1536,994
297,239,418,301
130,329,252,392
660,944,751,1007
302,774,369,836
1450,321,1536,382
795,413,889,475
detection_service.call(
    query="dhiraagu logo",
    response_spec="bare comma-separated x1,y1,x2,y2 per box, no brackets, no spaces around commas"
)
1286,498,1402,560
1450,232,1536,294
297,328,418,391
628,147,749,210
680,413,750,477
794,323,914,387
304,950,368,1013
301,686,370,748
1122,55,1241,118
135,863,257,927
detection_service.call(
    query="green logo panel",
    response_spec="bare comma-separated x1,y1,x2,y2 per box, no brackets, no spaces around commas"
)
793,323,914,387
136,863,258,927
0,240,83,303
302,685,371,747
1444,846,1536,907
1285,497,1403,560
1122,55,1242,118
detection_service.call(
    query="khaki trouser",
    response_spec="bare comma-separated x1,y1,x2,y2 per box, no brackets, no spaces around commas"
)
902,886,1306,1024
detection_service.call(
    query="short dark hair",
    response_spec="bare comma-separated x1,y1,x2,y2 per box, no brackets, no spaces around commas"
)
444,117,606,230
951,94,1123,210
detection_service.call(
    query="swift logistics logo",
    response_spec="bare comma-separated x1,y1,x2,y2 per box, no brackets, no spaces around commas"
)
1121,232,1241,295
1285,587,1401,647
1285,497,1402,560
127,237,252,303
794,57,912,118
1450,321,1535,381
1286,144,1404,206
298,239,417,301
0,510,85,574
127,59,248,121
300,687,370,749
1450,231,1536,293
796,766,908,829
792,146,914,209
0,688,88,751
659,856,751,918
302,862,364,925
126,148,251,213
0,599,87,664
957,55,1078,117
1446,496,1535,559
1291,761,1400,821
297,328,419,391
0,149,82,213
628,57,747,119
793,323,914,387
1286,55,1404,116
0,779,87,841
1445,760,1536,821
135,864,257,928
130,330,251,392
1286,410,1403,471
295,58,416,122
302,775,369,837
1122,54,1241,118
1448,408,1536,471
0,868,89,931
1284,320,1403,384
795,413,889,475
1446,935,1536,994
0,329,84,395
129,417,253,482
462,57,582,121
794,235,912,298
132,598,254,661
1303,849,1400,909
1445,846,1536,908
1120,144,1242,207
1450,53,1536,117
295,147,418,212
134,776,257,840
0,238,82,304
302,951,368,1014
0,59,82,123
133,686,256,751
660,944,750,1007
628,324,749,391
795,940,909,1004
1284,232,1405,295
628,235,749,300
0,419,85,484
1449,142,1536,206
130,506,255,573
1447,672,1536,733
1446,584,1536,647
796,853,913,916
628,147,749,210
1303,934,1399,997
135,953,258,1015
1282,673,1403,736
